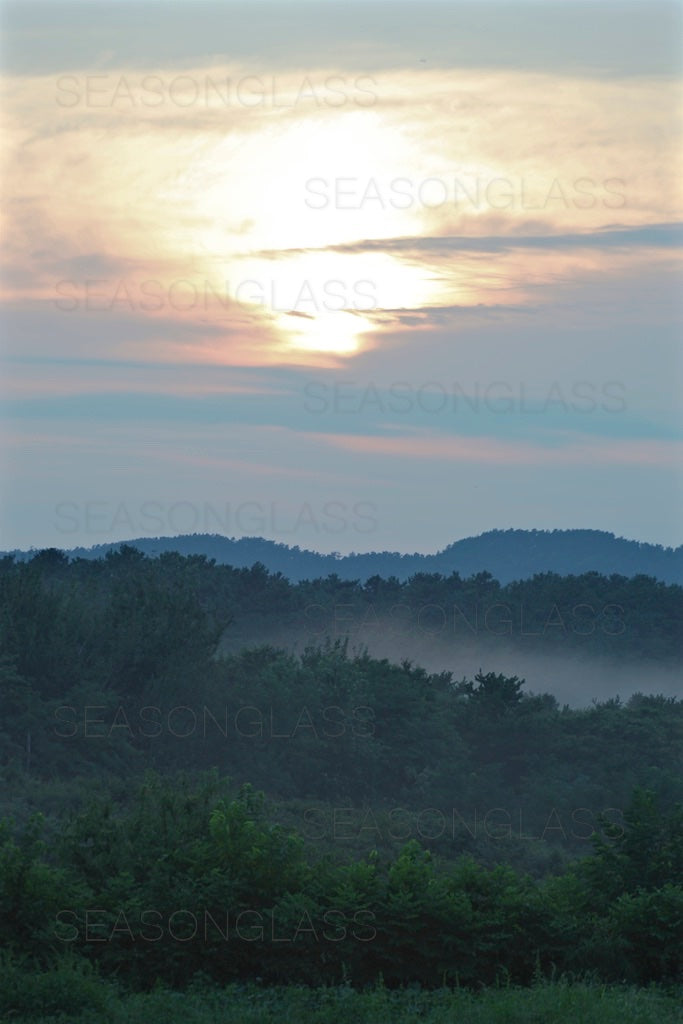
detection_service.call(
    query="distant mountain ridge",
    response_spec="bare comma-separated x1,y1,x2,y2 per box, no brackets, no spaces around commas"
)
4,529,682,585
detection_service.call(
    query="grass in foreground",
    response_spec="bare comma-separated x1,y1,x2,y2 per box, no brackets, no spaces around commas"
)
4,977,682,1024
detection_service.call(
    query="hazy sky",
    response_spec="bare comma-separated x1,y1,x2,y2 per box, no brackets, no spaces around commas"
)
1,1,682,553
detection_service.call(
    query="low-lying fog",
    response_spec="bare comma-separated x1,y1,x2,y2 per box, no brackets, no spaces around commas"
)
221,619,682,708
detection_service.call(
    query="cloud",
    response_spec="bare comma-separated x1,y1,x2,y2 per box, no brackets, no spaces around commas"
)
307,429,683,468
259,221,683,259
1,4,681,552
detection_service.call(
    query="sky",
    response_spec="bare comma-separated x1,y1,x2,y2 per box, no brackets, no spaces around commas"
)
1,0,682,555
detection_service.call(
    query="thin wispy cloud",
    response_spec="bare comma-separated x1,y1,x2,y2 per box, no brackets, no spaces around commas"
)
269,222,683,257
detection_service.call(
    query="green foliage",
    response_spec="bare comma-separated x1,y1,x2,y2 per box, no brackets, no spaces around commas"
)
454,670,526,712
1,550,681,1002
608,884,683,984
3,978,683,1024
0,950,109,1018
0,813,87,960
579,788,683,905
0,774,680,993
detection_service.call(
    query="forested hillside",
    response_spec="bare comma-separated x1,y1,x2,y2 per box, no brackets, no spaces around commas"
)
5,527,683,584
0,548,681,1019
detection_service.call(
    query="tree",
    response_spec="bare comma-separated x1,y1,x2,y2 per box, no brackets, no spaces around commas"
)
454,671,525,713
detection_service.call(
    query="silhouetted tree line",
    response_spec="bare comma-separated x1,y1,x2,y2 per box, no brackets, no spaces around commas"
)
5,527,683,583
1,545,681,675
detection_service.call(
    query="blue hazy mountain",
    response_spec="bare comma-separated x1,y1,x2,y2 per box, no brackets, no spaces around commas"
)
5,528,682,584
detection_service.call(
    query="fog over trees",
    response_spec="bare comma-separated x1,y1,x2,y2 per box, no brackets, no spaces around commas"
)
1,545,681,1017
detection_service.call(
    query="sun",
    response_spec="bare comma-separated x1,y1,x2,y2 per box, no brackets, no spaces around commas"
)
280,309,373,355
169,98,456,359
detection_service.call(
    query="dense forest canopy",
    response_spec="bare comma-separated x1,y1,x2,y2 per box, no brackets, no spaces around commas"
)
0,546,681,1017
